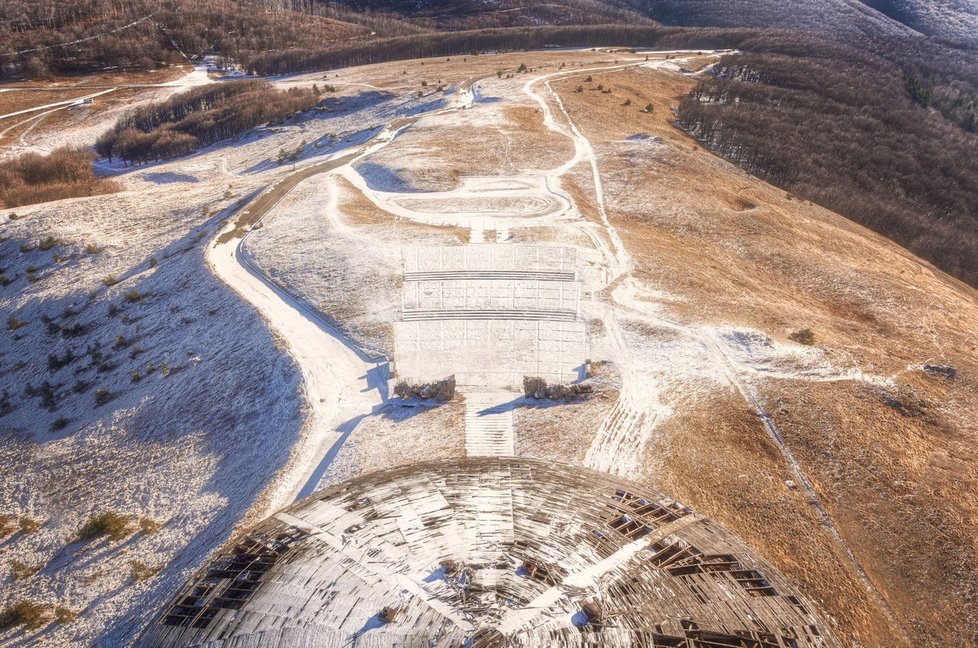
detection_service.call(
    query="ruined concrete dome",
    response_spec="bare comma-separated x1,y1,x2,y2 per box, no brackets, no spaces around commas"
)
140,458,841,647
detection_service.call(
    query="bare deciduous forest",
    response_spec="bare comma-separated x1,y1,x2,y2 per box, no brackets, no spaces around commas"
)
678,34,978,285
94,80,321,164
4,0,978,285
0,0,655,79
0,148,119,207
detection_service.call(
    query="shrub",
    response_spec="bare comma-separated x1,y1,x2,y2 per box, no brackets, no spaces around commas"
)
102,274,119,286
24,381,56,412
0,515,15,538
50,417,70,432
643,102,654,113
94,388,112,406
7,315,27,331
0,273,10,287
130,369,142,383
73,379,90,394
48,349,75,372
38,236,58,251
0,601,48,631
621,99,631,107
18,517,42,534
76,512,133,542
124,289,142,303
159,363,171,377
60,322,86,338
129,345,142,359
10,560,40,581
8,213,19,221
113,335,129,350
0,389,12,417
84,243,98,254
19,242,33,253
130,561,160,582
789,328,816,346
54,607,76,624
139,517,162,535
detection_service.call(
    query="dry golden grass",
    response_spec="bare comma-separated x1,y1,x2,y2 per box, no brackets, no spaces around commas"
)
515,390,618,462
334,176,468,242
551,63,978,648
650,390,906,646
0,89,93,119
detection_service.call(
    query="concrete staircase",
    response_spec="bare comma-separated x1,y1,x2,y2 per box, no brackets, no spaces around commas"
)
401,308,577,322
464,393,516,457
403,270,575,282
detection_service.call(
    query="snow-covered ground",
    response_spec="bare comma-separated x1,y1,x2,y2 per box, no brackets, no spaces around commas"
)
0,182,304,645
0,46,944,646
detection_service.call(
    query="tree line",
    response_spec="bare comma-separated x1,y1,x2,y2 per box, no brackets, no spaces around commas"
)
678,32,978,286
95,80,321,164
245,24,760,75
0,0,659,79
0,0,416,79
0,148,119,208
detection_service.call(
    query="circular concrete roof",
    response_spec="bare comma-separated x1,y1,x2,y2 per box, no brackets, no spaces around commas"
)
140,458,841,647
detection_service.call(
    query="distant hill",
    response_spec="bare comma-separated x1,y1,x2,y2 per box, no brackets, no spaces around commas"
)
859,0,978,43
1,0,960,80
341,0,917,37
623,0,916,36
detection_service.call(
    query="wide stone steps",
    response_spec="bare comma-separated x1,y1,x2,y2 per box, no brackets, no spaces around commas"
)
464,395,516,457
401,309,576,322
403,270,575,282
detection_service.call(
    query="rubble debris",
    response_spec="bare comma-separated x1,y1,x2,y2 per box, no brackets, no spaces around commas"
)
143,458,842,647
582,600,604,625
440,559,460,576
922,364,956,379
393,375,455,401
380,605,400,623
523,376,593,401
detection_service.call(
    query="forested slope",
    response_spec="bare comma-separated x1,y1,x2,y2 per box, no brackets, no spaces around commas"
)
678,34,978,285
860,0,978,44
0,0,929,80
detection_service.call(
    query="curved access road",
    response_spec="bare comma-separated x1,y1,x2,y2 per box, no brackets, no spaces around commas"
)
204,86,474,509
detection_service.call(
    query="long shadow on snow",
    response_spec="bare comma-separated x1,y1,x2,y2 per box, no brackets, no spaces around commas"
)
0,204,308,645
242,126,379,175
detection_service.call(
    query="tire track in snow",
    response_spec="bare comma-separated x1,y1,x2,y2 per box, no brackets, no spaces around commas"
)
204,80,482,509
533,55,911,642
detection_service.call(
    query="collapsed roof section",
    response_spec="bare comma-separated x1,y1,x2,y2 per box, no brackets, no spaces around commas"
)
140,458,841,647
